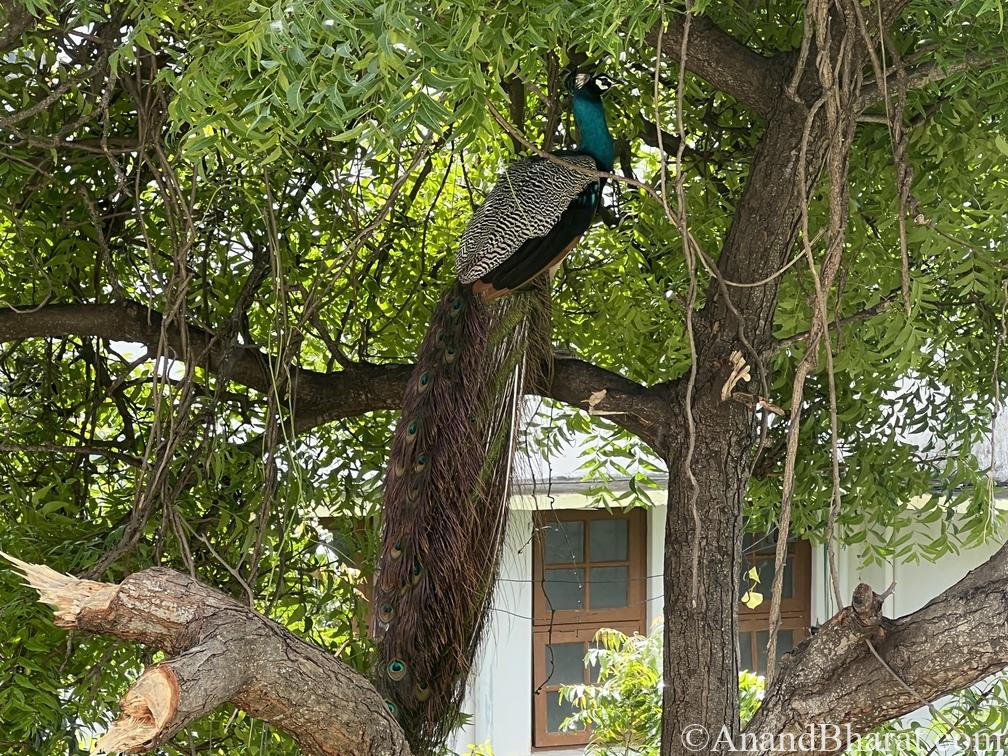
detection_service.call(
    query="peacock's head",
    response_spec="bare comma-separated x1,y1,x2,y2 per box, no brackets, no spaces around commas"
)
566,72,617,101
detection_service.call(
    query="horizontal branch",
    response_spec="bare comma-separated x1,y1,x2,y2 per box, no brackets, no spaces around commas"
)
2,554,409,755
745,541,1008,754
773,297,895,351
647,13,778,117
0,301,407,417
860,51,1002,109
0,302,671,451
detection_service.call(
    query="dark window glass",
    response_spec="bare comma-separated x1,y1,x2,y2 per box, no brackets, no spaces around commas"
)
544,567,585,610
589,518,628,561
544,642,586,686
546,691,581,733
739,631,754,672
589,566,629,609
544,521,584,564
754,629,795,673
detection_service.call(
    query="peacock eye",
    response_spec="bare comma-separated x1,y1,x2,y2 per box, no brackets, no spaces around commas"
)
417,371,433,392
387,659,407,681
385,699,399,716
390,541,403,559
415,682,431,701
411,561,424,585
414,454,429,472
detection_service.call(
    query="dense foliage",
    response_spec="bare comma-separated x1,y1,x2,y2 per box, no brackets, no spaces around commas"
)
0,0,1007,751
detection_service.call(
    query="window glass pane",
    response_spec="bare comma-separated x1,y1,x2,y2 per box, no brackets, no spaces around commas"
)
544,568,585,610
738,631,754,672
754,630,795,673
544,521,584,564
546,691,581,733
589,566,629,609
753,558,793,600
782,559,794,599
741,532,759,552
589,518,628,562
778,629,795,655
544,642,587,686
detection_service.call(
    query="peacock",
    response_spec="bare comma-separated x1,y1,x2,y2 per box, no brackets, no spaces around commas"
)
371,72,614,754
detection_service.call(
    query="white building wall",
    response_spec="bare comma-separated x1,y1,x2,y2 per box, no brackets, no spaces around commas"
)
458,509,535,755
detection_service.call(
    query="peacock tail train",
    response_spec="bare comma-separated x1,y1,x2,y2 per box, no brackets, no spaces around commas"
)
372,279,548,752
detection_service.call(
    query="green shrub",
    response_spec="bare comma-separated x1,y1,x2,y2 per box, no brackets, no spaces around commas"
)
560,625,764,755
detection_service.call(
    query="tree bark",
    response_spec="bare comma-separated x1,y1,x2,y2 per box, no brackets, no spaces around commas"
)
6,4,1008,756
660,57,820,754
8,535,1008,755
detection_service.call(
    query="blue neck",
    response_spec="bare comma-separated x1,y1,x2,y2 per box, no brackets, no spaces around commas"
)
571,94,614,171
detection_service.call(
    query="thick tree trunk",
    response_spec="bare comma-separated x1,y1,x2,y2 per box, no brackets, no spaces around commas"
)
660,40,837,754
662,398,749,751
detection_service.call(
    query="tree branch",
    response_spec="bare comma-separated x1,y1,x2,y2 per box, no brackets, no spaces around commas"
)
879,0,915,29
0,301,408,419
0,302,671,450
772,297,895,351
1,554,410,755
745,542,1008,753
0,1,36,55
646,13,778,117
860,51,1003,109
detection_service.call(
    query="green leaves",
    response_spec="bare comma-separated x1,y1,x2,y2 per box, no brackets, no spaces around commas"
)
1,0,1008,750
559,626,767,752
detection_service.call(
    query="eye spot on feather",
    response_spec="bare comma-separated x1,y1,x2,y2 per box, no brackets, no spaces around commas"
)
444,346,458,363
390,542,403,559
414,454,429,472
411,561,424,585
387,659,407,681
378,602,395,623
405,420,418,443
385,699,399,716
417,371,433,392
415,682,431,701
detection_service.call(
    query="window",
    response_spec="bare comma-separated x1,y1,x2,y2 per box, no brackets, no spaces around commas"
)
737,532,812,674
531,509,647,748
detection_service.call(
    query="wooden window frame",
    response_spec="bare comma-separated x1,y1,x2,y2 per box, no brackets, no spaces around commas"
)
532,509,647,628
738,539,812,674
531,509,647,749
